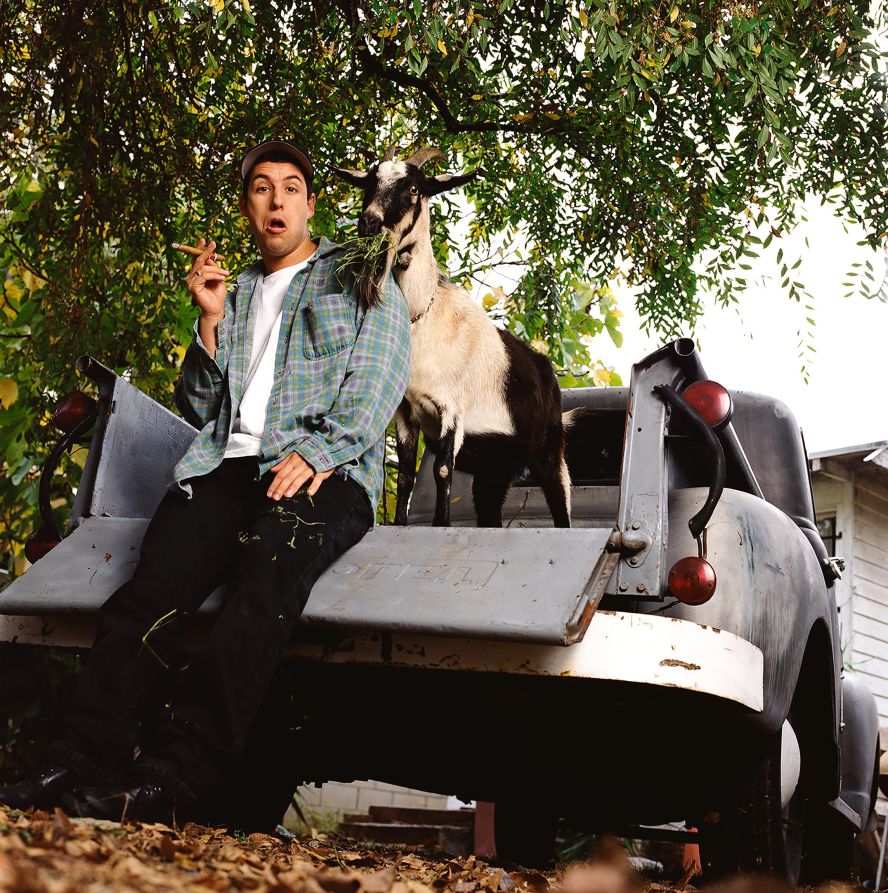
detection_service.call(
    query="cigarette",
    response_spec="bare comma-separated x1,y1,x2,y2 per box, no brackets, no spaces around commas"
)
171,242,224,259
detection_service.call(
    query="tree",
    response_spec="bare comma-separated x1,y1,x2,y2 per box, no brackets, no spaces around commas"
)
0,0,885,566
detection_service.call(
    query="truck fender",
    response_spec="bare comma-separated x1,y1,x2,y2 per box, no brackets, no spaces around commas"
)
790,619,841,803
832,670,880,832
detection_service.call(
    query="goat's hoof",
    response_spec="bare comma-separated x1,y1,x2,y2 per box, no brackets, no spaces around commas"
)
396,251,413,269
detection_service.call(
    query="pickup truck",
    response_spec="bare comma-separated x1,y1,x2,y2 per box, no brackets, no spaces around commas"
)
0,338,879,884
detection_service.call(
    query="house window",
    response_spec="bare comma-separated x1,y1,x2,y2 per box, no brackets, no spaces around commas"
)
817,514,840,555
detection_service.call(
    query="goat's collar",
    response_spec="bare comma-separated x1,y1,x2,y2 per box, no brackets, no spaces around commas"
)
410,290,436,325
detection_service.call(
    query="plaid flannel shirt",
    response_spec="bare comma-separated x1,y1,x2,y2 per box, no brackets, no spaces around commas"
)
172,236,411,515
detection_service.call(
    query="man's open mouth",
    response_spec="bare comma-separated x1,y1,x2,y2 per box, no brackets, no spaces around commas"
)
266,218,287,234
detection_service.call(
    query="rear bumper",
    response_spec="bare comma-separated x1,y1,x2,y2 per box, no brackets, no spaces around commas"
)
288,609,764,712
0,608,763,712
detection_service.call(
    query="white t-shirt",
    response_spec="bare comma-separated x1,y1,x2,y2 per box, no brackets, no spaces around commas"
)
224,260,308,458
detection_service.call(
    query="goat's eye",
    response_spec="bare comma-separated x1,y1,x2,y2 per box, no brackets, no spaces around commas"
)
409,184,419,195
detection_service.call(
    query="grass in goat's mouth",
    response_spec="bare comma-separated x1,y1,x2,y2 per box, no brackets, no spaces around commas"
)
338,229,391,269
337,229,393,306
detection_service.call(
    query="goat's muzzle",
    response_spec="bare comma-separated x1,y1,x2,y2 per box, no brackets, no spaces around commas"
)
358,213,383,237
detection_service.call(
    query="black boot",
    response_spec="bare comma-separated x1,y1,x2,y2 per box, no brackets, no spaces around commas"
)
62,761,198,825
0,763,83,811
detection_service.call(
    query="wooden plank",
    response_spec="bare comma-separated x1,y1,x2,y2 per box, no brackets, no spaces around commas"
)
853,578,888,606
856,473,888,500
848,656,888,684
855,503,888,530
851,612,888,647
848,668,888,701
338,822,471,848
856,485,888,519
854,557,888,590
852,592,888,624
854,529,888,562
854,509,888,539
850,632,888,664
813,478,846,507
367,806,475,827
855,539,888,568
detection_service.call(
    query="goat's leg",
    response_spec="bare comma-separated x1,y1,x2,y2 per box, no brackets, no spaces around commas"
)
432,426,458,527
536,454,572,528
394,400,420,525
471,472,513,528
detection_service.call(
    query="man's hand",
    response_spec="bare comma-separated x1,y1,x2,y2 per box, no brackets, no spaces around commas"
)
186,238,230,321
268,453,335,500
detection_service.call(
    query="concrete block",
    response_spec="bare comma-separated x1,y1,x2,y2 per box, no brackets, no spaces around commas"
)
317,782,360,811
390,791,436,809
357,787,394,812
369,781,413,793
295,784,324,806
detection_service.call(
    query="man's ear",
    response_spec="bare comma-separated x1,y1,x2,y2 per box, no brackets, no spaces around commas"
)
332,167,370,188
422,171,477,196
307,192,316,220
238,195,247,217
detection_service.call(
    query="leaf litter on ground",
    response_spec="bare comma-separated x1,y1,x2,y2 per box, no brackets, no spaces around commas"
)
0,805,540,893
10,805,827,893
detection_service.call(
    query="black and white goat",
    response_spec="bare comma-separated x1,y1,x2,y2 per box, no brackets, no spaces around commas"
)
334,146,571,528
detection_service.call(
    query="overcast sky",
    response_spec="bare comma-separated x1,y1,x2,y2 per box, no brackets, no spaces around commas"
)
588,202,888,454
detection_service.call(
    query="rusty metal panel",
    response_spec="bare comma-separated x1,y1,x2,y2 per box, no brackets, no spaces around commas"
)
0,517,223,617
87,376,196,522
0,613,97,648
1,520,615,646
302,526,615,644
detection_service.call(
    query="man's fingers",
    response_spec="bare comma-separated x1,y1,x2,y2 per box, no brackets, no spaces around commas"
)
271,457,299,473
283,475,312,498
307,470,333,497
269,469,312,500
196,270,229,283
266,454,319,500
189,239,216,274
267,460,311,500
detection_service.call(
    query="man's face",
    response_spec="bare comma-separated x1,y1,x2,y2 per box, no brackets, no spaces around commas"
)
239,160,316,269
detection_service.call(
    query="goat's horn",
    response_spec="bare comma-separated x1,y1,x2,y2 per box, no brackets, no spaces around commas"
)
382,143,398,162
405,147,444,168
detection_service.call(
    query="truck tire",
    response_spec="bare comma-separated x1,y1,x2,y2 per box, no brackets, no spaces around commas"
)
800,806,855,883
493,797,557,869
700,731,792,880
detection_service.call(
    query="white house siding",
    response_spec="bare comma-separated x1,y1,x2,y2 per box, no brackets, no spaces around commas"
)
850,478,888,724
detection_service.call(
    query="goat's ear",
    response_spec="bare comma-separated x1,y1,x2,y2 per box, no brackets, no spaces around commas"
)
423,171,476,196
332,167,370,189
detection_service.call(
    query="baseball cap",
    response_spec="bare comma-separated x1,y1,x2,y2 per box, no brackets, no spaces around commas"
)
239,139,315,192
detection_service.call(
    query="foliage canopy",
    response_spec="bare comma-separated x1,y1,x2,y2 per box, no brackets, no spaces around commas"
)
0,0,885,563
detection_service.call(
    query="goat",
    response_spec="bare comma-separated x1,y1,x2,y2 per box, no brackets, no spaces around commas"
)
333,146,572,528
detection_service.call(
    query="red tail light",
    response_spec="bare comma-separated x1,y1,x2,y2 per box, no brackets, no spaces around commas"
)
682,380,733,429
668,556,717,605
24,525,61,564
52,391,97,433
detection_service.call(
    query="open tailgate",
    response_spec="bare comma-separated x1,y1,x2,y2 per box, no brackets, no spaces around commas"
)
1,520,616,646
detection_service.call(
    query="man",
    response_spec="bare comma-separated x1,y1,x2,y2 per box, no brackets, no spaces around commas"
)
0,139,411,825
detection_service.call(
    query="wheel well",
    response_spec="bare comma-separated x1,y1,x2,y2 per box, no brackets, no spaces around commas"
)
789,619,840,801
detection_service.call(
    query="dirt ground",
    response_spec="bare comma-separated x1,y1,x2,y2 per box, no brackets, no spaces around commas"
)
0,804,694,893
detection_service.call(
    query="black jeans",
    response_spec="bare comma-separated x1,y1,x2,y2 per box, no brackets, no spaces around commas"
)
54,457,373,805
